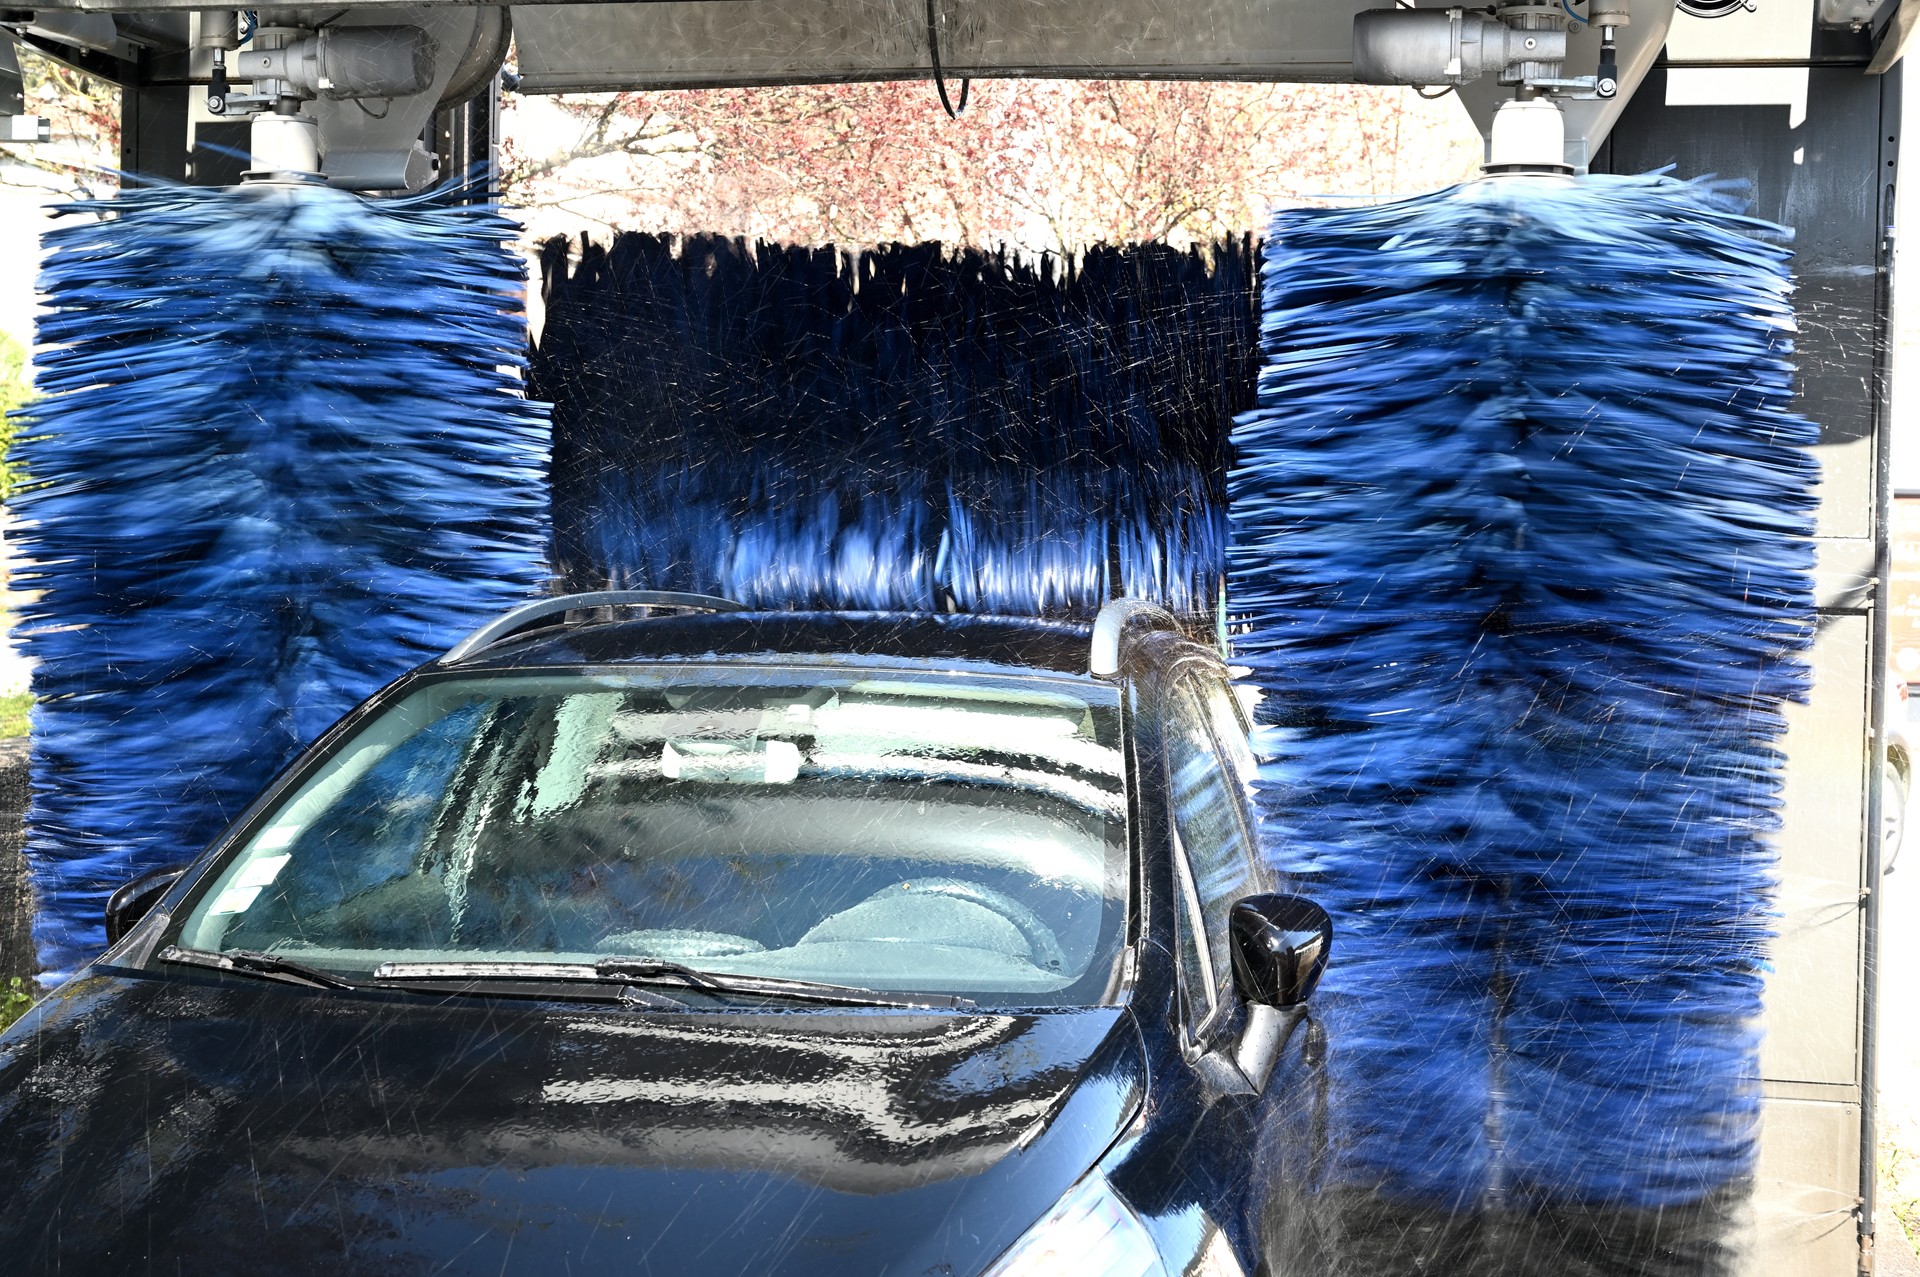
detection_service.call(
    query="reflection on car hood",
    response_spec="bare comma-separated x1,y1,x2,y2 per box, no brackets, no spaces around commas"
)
0,968,1145,1277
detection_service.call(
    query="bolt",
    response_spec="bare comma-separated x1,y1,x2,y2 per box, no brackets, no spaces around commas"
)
1525,36,1537,48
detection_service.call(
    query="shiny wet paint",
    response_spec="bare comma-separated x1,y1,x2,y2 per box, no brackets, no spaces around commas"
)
0,971,1148,1275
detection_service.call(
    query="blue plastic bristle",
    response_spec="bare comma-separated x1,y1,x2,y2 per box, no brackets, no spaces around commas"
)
532,234,1253,620
1229,174,1817,1220
13,180,550,984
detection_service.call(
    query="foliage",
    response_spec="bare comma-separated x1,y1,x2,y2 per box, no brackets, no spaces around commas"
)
0,692,29,739
0,975,29,1035
1884,1129,1920,1258
0,331,32,501
502,80,1480,253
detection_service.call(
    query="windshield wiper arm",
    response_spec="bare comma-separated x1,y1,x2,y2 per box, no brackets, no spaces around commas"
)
160,945,359,991
595,958,975,1010
368,960,692,1008
372,958,972,1010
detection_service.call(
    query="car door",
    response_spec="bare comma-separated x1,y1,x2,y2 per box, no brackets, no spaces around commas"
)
1166,665,1268,1047
1108,645,1285,1276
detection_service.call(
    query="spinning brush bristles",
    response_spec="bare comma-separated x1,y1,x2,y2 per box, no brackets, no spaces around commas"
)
533,234,1253,621
1229,173,1816,1269
13,180,550,984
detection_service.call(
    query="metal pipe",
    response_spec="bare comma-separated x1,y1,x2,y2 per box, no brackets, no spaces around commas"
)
1859,77,1901,1274
1860,385,1887,1275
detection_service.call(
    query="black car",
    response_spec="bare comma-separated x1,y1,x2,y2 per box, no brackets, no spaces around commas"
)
0,592,1331,1277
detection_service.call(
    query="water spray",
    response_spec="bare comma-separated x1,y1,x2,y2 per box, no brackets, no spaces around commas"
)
12,10,544,983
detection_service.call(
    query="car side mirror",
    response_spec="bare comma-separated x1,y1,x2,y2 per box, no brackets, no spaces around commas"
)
104,863,191,945
1229,894,1332,1008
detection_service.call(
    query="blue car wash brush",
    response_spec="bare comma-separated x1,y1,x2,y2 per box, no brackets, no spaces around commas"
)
532,234,1253,621
1229,99,1817,1272
12,146,548,981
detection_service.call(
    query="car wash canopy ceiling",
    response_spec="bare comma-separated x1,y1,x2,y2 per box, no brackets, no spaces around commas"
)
0,0,1903,184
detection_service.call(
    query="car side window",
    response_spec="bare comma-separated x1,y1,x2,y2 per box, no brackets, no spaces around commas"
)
1164,674,1259,1032
1169,824,1217,1031
1194,677,1257,803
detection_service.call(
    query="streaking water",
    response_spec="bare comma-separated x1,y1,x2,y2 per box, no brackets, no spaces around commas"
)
14,180,551,983
1229,173,1818,1272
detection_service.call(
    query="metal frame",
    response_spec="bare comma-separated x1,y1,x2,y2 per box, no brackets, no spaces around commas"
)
1599,45,1898,1274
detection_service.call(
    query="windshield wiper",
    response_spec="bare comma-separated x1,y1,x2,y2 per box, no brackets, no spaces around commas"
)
363,963,690,1009
372,958,973,1010
160,945,359,991
599,958,976,1009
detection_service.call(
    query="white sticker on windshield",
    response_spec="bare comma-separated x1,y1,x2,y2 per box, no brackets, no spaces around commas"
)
235,854,292,889
764,739,801,784
254,825,301,851
208,884,263,915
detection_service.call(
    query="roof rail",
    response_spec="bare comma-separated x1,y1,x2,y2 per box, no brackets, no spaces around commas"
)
1090,598,1180,677
442,590,747,663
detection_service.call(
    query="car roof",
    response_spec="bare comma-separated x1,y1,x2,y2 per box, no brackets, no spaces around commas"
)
448,610,1104,677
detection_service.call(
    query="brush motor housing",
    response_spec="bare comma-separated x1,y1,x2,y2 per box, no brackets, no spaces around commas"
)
239,26,435,102
1352,7,1568,86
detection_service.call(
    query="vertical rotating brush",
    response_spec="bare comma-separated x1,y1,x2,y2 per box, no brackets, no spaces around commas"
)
1229,173,1817,1273
13,180,550,984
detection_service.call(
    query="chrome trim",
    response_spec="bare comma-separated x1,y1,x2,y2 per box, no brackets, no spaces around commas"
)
1089,598,1179,676
441,590,746,663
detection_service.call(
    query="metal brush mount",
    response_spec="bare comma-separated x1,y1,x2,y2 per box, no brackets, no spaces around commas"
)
190,6,508,188
1352,0,1634,173
0,30,48,142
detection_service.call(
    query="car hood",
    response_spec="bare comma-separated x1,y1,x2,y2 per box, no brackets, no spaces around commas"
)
0,968,1145,1277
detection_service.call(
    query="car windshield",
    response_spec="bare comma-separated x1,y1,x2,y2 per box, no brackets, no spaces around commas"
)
171,663,1129,1006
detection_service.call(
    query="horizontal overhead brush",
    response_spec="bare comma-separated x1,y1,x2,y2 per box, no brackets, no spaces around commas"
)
532,233,1255,622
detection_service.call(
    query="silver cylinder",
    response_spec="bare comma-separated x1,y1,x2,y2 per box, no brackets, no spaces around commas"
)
1589,0,1632,26
195,10,240,52
248,110,319,177
1485,95,1571,172
1352,8,1566,86
243,26,435,101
